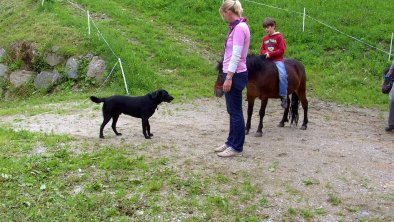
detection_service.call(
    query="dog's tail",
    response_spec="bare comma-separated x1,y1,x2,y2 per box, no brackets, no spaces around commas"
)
90,96,105,103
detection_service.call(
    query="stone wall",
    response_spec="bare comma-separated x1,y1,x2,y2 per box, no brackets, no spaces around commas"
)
0,41,107,99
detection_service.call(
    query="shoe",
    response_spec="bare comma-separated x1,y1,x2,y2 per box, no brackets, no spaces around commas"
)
281,97,288,109
214,144,228,152
217,147,242,157
385,125,394,132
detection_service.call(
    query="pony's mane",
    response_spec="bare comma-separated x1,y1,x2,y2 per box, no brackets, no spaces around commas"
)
216,60,223,73
216,54,269,74
246,54,267,74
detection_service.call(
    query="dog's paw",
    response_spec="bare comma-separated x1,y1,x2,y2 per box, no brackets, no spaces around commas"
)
149,133,153,137
100,135,104,139
116,133,122,136
144,136,151,139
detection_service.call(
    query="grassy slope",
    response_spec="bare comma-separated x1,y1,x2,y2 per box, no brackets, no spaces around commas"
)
129,0,394,109
0,0,215,105
0,0,393,109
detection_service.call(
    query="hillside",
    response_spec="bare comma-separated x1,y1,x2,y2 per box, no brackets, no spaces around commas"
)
0,0,393,108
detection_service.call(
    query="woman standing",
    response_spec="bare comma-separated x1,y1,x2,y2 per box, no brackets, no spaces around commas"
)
215,0,250,157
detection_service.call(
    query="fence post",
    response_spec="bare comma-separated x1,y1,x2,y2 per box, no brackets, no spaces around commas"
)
118,58,129,95
389,32,393,61
87,10,91,36
303,8,306,32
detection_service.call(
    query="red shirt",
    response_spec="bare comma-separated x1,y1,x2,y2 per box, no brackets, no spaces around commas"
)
259,32,286,62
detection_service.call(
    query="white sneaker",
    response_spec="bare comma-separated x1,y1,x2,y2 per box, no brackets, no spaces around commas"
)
214,144,228,152
217,147,242,157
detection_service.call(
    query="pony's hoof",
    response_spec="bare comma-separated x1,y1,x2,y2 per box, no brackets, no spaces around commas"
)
254,132,263,137
278,122,285,127
300,126,307,130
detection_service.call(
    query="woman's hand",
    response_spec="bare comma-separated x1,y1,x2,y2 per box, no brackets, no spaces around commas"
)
388,71,393,77
223,79,232,92
223,72,234,93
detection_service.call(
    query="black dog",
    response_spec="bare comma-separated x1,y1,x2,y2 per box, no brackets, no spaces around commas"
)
90,89,174,139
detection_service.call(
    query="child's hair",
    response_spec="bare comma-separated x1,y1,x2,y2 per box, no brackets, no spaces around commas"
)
263,17,276,28
219,0,243,17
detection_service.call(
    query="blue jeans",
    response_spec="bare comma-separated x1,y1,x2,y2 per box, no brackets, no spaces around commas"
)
274,61,288,97
224,71,248,152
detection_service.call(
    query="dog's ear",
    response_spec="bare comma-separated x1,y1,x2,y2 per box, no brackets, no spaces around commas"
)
150,90,160,100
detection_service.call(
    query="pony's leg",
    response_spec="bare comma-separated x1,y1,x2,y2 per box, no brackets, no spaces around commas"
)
290,93,300,126
245,96,255,135
298,93,309,130
278,95,290,127
255,99,268,137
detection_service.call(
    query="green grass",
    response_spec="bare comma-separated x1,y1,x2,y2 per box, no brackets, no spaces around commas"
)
328,193,342,206
1,0,394,220
303,178,320,186
0,128,283,221
0,0,393,109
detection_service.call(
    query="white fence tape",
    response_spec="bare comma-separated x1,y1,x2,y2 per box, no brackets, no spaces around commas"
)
244,0,303,15
62,0,129,94
243,0,392,59
41,0,393,93
89,19,119,59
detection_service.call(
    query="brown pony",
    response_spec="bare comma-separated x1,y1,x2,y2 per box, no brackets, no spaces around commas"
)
214,54,308,137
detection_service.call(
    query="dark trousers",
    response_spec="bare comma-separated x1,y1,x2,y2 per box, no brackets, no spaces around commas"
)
389,101,394,126
224,71,248,152
389,86,394,126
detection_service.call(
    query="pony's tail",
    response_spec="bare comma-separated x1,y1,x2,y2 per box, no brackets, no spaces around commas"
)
290,93,299,126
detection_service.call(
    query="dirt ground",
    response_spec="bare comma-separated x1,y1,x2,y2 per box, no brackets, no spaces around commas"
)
3,97,394,221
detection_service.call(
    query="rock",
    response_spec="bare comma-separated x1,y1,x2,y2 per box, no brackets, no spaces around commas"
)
82,53,94,60
4,90,14,100
0,64,8,77
357,210,370,218
65,57,79,79
9,41,37,70
34,70,60,89
9,70,35,87
45,46,64,67
87,56,106,82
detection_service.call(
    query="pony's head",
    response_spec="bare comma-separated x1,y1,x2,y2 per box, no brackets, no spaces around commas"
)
214,60,225,97
382,68,394,94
